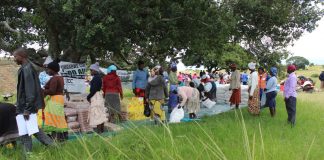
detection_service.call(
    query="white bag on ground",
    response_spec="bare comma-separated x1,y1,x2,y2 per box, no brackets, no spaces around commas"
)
169,106,184,123
202,98,216,109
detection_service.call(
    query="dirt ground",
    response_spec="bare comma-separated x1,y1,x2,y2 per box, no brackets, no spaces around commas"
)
0,60,18,94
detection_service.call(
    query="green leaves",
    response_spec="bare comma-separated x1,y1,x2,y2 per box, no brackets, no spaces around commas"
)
1,0,323,69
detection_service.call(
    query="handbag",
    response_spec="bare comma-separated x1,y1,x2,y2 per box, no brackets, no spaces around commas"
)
143,102,151,117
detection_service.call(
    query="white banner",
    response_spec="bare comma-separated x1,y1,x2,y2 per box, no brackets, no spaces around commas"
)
59,62,86,93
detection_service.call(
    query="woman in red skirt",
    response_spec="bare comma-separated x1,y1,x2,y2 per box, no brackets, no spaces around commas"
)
229,64,241,109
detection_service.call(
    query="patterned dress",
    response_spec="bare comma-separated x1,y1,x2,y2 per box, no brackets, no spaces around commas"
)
248,87,260,115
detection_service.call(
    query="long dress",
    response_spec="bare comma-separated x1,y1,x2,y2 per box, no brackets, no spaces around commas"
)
248,87,260,114
41,76,68,133
248,71,260,115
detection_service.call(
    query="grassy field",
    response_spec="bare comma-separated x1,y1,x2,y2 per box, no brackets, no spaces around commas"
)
1,60,323,159
295,65,324,89
1,91,324,160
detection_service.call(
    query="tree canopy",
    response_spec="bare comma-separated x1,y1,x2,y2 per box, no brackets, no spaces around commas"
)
1,0,323,69
286,56,310,70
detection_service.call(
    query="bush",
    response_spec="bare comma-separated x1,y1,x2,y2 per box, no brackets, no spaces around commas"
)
311,73,319,78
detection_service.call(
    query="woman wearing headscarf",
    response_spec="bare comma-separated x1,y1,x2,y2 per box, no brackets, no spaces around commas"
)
87,63,107,133
284,65,297,126
42,59,68,141
247,62,260,115
145,66,168,123
176,82,200,119
102,65,123,123
201,75,217,101
229,63,241,109
265,67,278,117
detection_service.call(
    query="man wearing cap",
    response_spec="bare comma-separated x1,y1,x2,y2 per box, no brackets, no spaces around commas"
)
229,63,241,109
284,65,298,126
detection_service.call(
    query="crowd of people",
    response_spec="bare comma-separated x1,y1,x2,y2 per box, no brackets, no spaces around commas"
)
0,48,300,158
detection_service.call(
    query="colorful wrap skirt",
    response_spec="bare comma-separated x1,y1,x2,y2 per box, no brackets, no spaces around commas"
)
248,87,260,115
40,95,68,133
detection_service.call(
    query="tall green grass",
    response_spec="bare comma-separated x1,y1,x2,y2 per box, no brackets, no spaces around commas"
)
1,93,324,160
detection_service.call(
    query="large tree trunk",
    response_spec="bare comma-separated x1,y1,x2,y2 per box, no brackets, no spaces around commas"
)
38,0,61,59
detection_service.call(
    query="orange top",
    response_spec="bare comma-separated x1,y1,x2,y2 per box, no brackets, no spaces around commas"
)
258,73,267,89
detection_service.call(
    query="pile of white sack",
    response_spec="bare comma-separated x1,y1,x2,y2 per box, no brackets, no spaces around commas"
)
216,84,249,105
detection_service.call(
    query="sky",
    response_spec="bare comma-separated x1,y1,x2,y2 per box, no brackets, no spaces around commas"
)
287,18,324,65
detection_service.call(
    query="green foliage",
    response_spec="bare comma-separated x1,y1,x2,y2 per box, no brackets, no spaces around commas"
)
311,73,319,78
1,0,323,69
286,56,310,70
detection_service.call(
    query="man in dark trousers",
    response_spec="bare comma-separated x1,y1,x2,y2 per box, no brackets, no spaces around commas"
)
13,48,53,157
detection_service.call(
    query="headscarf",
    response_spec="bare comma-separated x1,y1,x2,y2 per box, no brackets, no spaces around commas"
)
287,64,296,72
171,62,177,70
107,65,117,74
47,60,60,73
90,62,100,72
270,67,278,76
230,63,237,69
248,62,256,70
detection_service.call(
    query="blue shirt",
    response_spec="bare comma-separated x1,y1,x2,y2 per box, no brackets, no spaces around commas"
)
241,73,249,82
266,76,278,93
39,71,51,88
132,69,149,89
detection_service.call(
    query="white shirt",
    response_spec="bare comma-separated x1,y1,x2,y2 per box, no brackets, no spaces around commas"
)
204,82,212,92
248,71,259,96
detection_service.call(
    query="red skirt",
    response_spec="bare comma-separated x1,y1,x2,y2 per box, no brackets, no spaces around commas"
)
135,88,145,97
230,89,241,105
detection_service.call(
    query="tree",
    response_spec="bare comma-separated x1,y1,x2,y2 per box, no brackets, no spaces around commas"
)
286,56,310,70
1,0,323,69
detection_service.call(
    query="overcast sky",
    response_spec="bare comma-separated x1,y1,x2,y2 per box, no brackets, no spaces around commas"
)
287,17,324,65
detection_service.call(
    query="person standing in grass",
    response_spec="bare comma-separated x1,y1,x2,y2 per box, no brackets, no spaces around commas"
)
168,63,179,112
319,71,324,91
229,63,241,109
13,48,53,156
265,67,278,117
103,65,123,123
132,60,149,98
145,66,168,123
284,65,298,126
247,62,260,115
42,59,69,141
87,62,107,133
